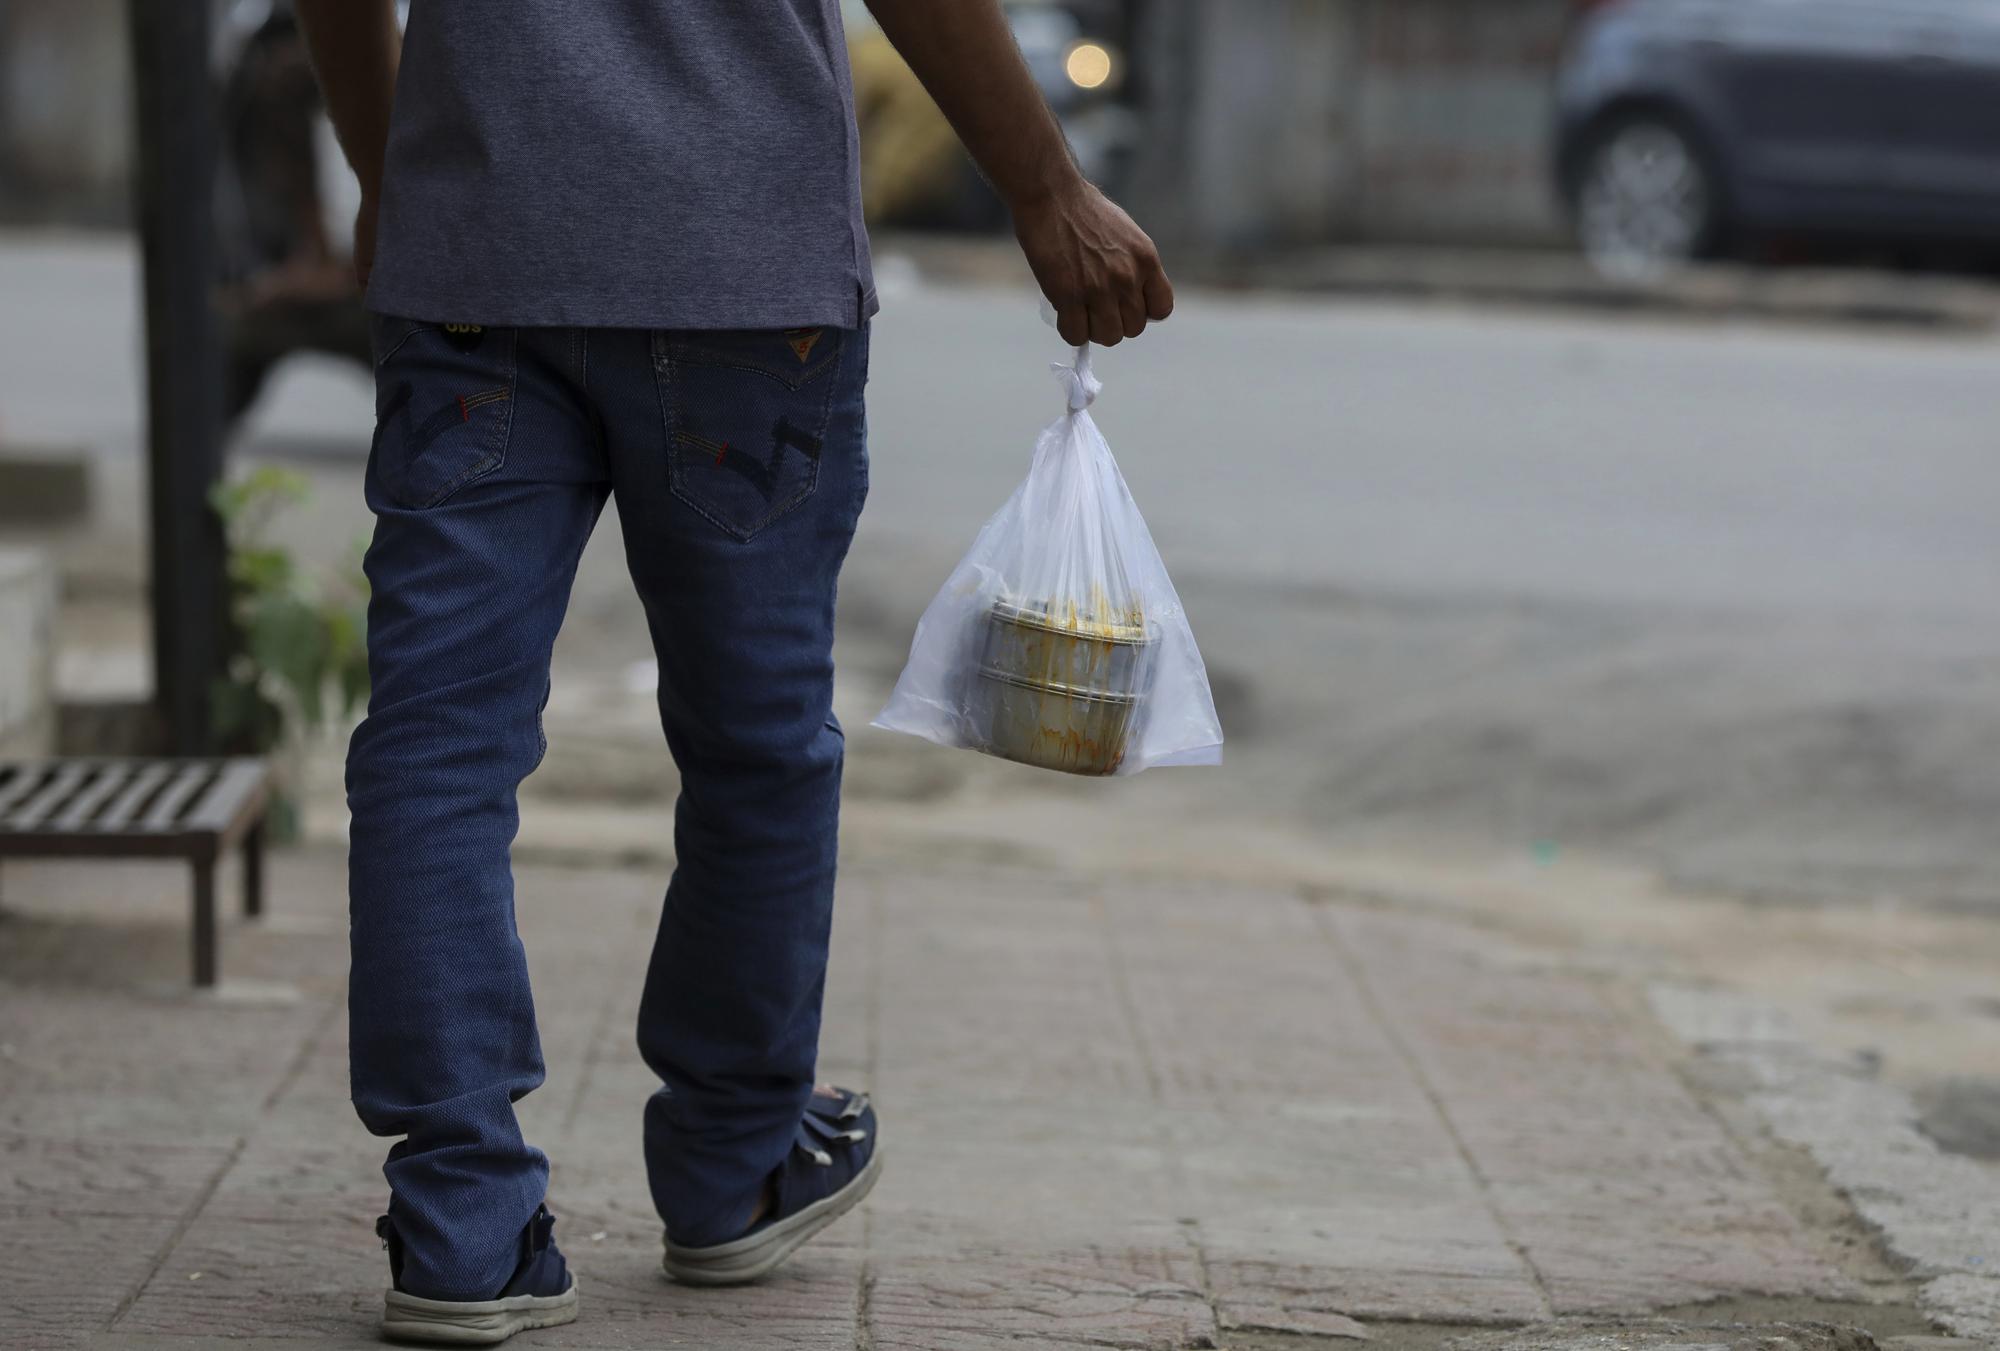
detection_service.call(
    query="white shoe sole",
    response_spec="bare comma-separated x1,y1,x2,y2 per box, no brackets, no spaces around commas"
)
662,1149,883,1287
381,1279,579,1345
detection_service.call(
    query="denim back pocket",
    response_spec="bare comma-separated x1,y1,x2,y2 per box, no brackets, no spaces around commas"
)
655,327,848,542
369,317,518,510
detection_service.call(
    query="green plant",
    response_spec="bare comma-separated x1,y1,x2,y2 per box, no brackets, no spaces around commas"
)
209,467,370,761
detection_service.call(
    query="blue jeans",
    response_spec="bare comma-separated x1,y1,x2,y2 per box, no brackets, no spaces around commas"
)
346,319,868,1301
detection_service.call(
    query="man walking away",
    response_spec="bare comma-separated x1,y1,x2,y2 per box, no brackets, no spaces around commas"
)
296,0,1174,1342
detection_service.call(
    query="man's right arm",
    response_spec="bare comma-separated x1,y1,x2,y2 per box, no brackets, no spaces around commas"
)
293,0,401,287
863,0,1172,347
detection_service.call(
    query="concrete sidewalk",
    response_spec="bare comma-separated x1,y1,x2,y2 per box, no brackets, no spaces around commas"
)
0,844,1959,1350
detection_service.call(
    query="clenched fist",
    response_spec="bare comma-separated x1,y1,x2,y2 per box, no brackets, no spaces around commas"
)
1013,181,1174,348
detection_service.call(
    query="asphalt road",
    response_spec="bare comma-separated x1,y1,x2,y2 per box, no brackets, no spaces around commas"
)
851,278,2000,913
865,284,2000,622
6,234,2000,910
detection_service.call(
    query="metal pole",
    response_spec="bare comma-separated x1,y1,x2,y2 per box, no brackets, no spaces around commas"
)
128,0,227,755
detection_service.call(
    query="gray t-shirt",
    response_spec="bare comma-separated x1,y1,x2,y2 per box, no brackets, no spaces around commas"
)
366,1,876,331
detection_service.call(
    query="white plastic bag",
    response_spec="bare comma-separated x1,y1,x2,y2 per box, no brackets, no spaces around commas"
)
871,343,1223,776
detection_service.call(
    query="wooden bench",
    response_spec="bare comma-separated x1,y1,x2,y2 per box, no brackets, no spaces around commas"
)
0,759,272,987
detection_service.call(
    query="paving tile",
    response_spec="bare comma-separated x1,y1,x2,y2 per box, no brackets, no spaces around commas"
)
1327,906,1850,1315
1095,881,1548,1327
1199,1201,1548,1327
259,1045,351,1123
0,1210,186,1341
555,1059,657,1167
111,1208,381,1340
870,873,1156,1106
1214,1300,1369,1338
866,1246,1213,1351
1096,881,1417,1105
537,1239,860,1349
0,1134,234,1220
201,1140,389,1227
1190,1187,1545,1324
546,1158,868,1346
864,1097,1182,1258
816,889,873,1083
0,985,321,1140
3,853,1890,1347
93,1338,373,1351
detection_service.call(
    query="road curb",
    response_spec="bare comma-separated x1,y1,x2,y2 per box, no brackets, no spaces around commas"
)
873,231,2000,332
1649,982,2000,1344
1189,248,2000,332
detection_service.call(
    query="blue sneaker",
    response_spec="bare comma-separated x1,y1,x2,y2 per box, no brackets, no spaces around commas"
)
661,1085,882,1286
378,1203,579,1345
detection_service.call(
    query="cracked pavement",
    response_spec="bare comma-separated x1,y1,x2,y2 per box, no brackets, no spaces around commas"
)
0,845,1955,1348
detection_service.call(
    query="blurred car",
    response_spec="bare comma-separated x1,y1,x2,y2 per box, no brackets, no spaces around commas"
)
1554,0,2000,276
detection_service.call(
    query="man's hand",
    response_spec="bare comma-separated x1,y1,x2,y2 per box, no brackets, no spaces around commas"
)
864,0,1173,346
1013,181,1173,348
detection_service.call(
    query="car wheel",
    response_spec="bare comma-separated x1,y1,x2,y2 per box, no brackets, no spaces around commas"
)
1573,115,1721,279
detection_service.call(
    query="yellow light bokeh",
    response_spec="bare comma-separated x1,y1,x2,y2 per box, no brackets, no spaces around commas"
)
1065,42,1113,91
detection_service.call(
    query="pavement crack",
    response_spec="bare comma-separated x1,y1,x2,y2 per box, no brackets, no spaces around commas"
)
102,1133,246,1333
260,990,341,1114
854,1257,877,1351
1088,888,1165,1105
560,889,652,1135
1311,895,1558,1322
1090,888,1228,1345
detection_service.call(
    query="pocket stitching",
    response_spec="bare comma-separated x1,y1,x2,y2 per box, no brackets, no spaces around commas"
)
378,328,519,510
660,333,846,542
670,430,820,533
